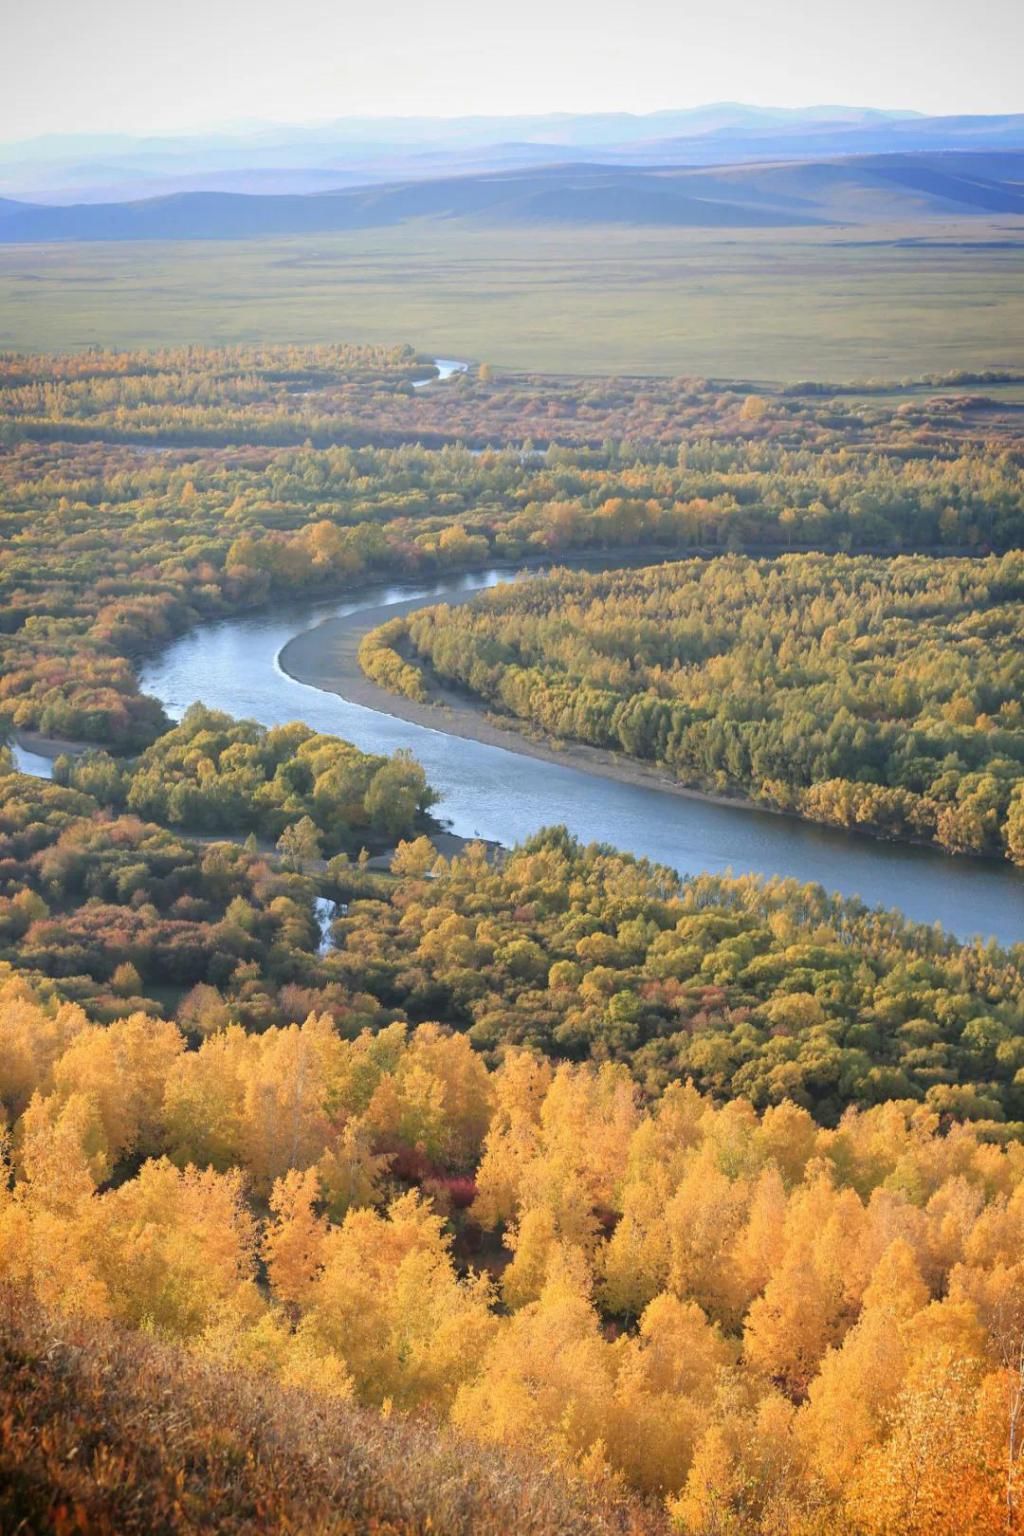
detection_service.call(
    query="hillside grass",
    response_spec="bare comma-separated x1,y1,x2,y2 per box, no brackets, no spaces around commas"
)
2,221,1023,379
0,1287,666,1536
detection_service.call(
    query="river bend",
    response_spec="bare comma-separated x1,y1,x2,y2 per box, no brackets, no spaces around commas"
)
139,567,1024,947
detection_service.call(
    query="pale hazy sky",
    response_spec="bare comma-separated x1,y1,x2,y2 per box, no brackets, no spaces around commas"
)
5,0,1023,142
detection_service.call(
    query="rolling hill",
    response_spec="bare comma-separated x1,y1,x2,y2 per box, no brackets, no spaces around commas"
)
4,106,1024,205
0,152,1022,241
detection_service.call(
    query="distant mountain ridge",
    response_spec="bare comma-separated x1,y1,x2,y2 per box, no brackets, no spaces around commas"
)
1,105,1023,205
1,151,1023,241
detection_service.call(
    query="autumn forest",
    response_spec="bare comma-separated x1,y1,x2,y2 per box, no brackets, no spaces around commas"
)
2,342,1024,1535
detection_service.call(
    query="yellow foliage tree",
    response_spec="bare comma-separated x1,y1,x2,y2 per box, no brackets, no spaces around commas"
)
453,1245,613,1469
608,1293,735,1495
299,1190,496,1412
799,1238,931,1492
49,1012,184,1165
262,1166,328,1308
85,1158,261,1338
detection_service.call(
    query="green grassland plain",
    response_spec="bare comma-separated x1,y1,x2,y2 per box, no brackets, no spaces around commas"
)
1,220,1022,380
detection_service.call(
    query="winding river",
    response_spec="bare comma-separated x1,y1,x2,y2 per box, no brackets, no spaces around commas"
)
12,356,1013,946
138,566,1024,948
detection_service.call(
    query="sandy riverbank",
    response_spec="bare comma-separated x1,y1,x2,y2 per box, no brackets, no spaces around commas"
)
277,586,780,822
15,730,95,760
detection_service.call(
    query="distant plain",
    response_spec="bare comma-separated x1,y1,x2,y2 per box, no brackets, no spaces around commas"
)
2,221,1023,379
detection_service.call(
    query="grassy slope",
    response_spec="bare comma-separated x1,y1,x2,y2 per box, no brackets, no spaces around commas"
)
0,1288,665,1536
2,222,1022,379
2,153,1023,240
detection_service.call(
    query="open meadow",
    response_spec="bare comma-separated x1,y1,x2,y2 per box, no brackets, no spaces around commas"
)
2,219,1023,379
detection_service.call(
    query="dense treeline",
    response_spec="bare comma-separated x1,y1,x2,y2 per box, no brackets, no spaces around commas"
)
0,342,438,446
3,341,1024,1531
378,553,1024,863
322,831,1024,1122
9,767,1024,1116
4,954,1024,1531
2,345,1023,744
60,702,436,848
4,758,1024,1133
2,345,1020,450
0,724,430,1030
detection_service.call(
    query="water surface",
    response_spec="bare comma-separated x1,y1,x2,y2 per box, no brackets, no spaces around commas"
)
412,358,469,388
11,743,55,779
139,568,1024,947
